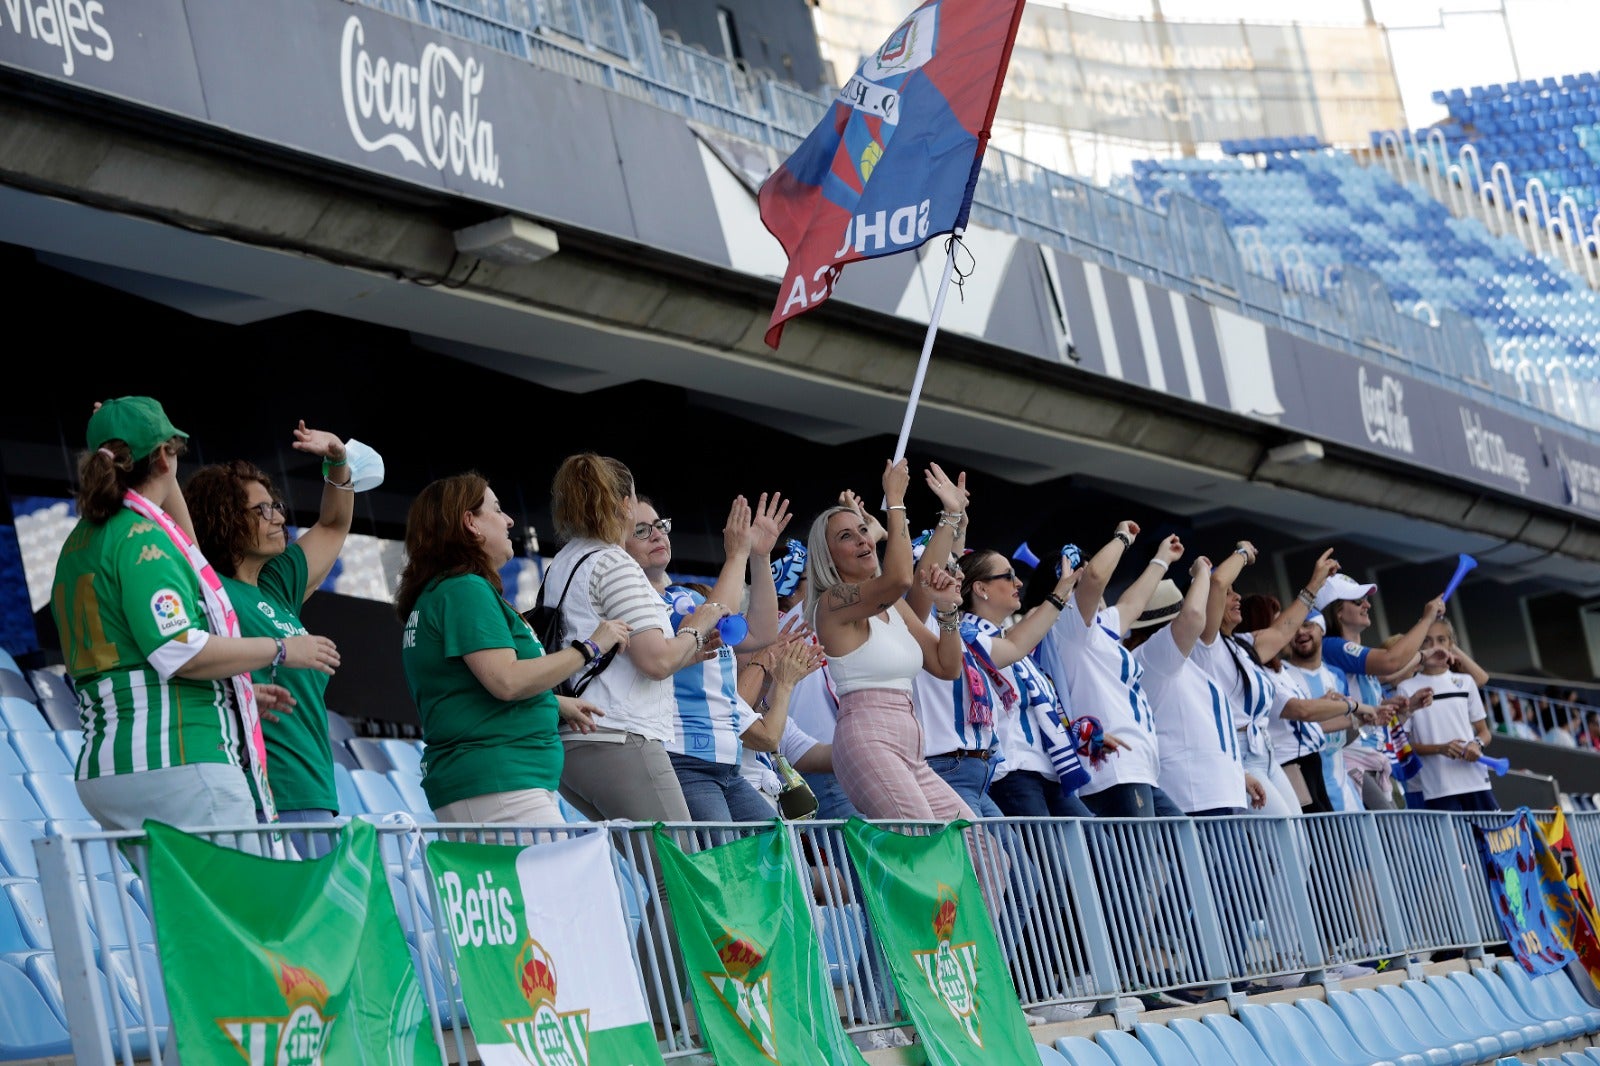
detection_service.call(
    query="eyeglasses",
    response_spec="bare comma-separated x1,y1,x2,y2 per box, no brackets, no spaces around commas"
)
978,569,1018,584
632,518,672,540
247,501,287,522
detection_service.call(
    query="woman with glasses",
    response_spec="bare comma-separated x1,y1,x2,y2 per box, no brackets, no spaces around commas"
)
623,492,791,821
186,421,362,826
952,549,1097,818
51,399,340,831
542,453,728,823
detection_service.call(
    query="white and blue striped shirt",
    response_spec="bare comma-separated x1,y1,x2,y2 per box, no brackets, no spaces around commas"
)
662,586,749,766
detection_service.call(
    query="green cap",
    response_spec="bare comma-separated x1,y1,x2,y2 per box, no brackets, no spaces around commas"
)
87,397,188,459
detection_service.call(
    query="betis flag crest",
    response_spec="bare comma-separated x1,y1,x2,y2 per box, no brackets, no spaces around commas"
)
654,824,867,1066
424,831,663,1066
842,818,1034,1065
144,816,439,1065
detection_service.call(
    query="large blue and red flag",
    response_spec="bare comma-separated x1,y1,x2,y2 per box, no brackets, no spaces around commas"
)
758,0,1027,348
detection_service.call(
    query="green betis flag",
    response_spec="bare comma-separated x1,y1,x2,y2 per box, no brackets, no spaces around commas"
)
145,816,439,1065
654,823,867,1066
424,831,665,1065
842,818,1035,1065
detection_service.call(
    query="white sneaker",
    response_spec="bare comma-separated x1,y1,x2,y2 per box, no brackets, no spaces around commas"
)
1329,962,1375,979
1032,1002,1095,1022
854,1028,911,1050
1264,973,1306,989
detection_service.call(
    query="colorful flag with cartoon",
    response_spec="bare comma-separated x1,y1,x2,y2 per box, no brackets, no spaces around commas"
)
1473,808,1578,975
757,0,1027,347
654,824,867,1065
145,816,439,1065
1538,809,1600,988
843,818,1035,1065
424,831,663,1065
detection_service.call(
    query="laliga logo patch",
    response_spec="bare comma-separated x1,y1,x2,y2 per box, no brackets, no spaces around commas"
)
149,590,190,636
911,884,982,1047
257,602,278,621
219,957,336,1065
504,938,591,1065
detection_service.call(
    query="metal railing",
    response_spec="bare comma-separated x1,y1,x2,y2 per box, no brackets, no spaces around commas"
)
1483,685,1599,742
355,0,1600,445
35,809,1600,1065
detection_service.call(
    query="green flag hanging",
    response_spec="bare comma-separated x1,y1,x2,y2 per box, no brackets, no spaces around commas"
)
842,818,1034,1065
654,823,867,1066
423,831,665,1065
144,816,439,1066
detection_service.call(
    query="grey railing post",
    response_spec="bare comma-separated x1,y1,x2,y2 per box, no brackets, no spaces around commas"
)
35,835,112,1066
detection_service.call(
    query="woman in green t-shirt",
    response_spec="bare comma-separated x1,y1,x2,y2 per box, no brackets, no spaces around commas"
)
394,472,631,824
187,421,357,825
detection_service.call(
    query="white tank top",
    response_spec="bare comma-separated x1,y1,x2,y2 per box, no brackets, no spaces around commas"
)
828,609,922,695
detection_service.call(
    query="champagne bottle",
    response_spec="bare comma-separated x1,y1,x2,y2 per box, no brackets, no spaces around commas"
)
774,754,818,821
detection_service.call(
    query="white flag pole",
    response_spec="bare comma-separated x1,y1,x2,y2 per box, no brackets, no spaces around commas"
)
891,229,963,465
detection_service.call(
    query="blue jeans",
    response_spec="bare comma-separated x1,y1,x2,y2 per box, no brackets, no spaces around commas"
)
275,807,340,859
989,770,1092,818
669,753,774,823
925,753,1003,817
802,772,861,821
1424,790,1498,812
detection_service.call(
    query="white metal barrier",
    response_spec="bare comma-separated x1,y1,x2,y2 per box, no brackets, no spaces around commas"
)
34,810,1600,1064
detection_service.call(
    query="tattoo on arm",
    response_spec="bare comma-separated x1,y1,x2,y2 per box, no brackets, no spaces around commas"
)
827,583,862,609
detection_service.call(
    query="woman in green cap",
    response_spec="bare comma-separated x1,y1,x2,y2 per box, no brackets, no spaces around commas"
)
50,397,341,830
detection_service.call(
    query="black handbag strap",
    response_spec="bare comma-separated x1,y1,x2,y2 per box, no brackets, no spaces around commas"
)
536,547,606,631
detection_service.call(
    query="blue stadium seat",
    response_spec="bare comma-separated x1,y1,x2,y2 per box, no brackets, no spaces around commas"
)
816,902,865,990
1399,979,1508,1060
0,672,36,702
349,769,405,816
0,820,43,880
386,770,434,819
1427,973,1531,1056
1200,1013,1278,1066
1170,1017,1245,1065
1094,1028,1162,1066
0,778,45,822
0,697,49,733
106,946,167,1036
9,732,71,775
1237,1003,1320,1065
0,648,20,677
1133,1022,1204,1066
379,739,423,778
346,738,395,775
1445,969,1559,1049
1295,996,1416,1066
4,881,54,949
54,730,82,768
1496,962,1599,1036
1520,966,1600,1034
0,734,23,776
1055,1035,1119,1066
26,672,81,730
21,951,156,1059
1328,988,1452,1065
1474,967,1583,1043
45,820,127,879
332,762,363,817
24,773,92,822
1039,1042,1073,1065
1363,985,1480,1064
324,710,356,746
81,876,153,949
0,956,72,1058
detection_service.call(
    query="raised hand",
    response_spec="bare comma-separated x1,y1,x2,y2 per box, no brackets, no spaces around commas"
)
290,420,347,463
1155,535,1184,565
1234,540,1258,565
1115,519,1140,541
1190,555,1212,580
924,462,969,516
882,458,910,505
1307,547,1340,593
771,639,825,685
926,565,962,611
840,489,886,544
749,492,792,557
722,495,754,558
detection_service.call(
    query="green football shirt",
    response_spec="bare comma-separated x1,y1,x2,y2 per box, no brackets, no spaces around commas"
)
50,509,239,779
400,573,562,810
222,544,336,813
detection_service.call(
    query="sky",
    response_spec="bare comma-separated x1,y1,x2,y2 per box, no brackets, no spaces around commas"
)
1030,0,1600,132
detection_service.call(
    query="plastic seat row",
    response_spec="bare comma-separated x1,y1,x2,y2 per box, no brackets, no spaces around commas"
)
1050,961,1598,1066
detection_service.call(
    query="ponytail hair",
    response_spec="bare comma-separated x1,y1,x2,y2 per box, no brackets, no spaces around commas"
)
74,437,185,524
551,453,633,545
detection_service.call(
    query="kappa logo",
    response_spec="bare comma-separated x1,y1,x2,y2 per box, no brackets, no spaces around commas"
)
135,544,168,564
219,957,336,1065
910,884,982,1047
149,589,190,637
126,521,156,537
503,938,592,1065
704,928,777,1062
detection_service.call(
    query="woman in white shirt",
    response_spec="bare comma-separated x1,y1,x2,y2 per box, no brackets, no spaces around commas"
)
806,459,966,820
543,453,730,822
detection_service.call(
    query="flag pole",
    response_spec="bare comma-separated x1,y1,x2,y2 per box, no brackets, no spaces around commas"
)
891,229,962,464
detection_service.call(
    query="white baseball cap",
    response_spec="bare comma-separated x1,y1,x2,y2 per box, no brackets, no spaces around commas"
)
1313,573,1377,613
